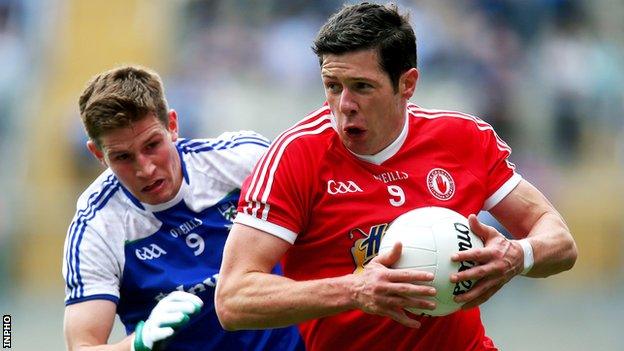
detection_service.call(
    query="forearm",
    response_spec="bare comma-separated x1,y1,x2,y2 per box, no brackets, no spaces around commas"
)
216,271,355,330
521,211,577,277
65,300,133,351
68,335,133,351
491,180,578,278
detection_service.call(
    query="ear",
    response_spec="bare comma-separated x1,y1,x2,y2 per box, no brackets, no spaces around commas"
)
167,109,179,141
86,140,107,166
399,68,419,100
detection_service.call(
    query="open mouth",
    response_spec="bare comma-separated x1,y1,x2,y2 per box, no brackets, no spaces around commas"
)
344,126,366,137
143,179,164,192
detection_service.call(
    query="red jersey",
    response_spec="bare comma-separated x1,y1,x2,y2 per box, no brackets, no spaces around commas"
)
236,103,520,351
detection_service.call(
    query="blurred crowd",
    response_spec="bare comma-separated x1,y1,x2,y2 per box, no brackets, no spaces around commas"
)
0,0,36,291
161,0,624,165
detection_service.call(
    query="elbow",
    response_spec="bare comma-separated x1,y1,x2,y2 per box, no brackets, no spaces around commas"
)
214,291,241,331
563,239,578,272
553,232,578,274
215,309,237,331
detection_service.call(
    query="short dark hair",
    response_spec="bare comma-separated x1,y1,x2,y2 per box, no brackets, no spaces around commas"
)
78,65,169,147
312,2,417,90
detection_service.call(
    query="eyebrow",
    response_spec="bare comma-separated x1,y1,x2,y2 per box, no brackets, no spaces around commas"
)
321,74,373,81
105,132,163,156
105,149,128,159
105,146,130,155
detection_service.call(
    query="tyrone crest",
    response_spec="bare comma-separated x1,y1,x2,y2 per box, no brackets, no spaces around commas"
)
427,168,455,201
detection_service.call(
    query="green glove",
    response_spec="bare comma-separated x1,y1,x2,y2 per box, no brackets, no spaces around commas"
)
132,291,203,351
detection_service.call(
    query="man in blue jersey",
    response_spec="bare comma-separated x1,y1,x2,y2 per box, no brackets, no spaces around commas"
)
62,65,304,351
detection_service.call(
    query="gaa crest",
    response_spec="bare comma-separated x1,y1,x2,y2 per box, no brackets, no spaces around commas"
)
427,168,455,201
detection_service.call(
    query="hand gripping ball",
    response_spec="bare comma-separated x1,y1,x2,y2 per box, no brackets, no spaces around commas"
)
379,207,484,316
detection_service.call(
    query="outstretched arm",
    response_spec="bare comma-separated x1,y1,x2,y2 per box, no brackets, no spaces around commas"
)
215,223,437,330
450,179,578,308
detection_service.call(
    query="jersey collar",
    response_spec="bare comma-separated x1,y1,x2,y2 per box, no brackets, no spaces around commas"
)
140,176,190,212
349,109,409,165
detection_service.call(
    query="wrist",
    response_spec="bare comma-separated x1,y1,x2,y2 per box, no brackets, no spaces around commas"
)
517,238,534,275
133,321,151,351
341,274,361,310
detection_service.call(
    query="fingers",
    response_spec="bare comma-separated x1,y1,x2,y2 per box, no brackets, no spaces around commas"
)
372,241,403,267
451,256,512,308
158,300,203,315
451,215,499,264
452,237,519,283
446,217,519,310
451,219,508,265
391,282,437,298
154,291,204,316
360,247,442,325
149,326,175,341
162,291,204,309
365,295,435,328
383,268,435,284
369,247,435,284
451,247,491,265
354,273,436,304
381,294,437,311
467,214,497,242
156,312,191,328
385,308,422,328
148,291,205,334
450,260,489,283
455,278,501,309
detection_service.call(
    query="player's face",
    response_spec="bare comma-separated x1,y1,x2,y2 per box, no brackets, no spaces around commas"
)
87,111,182,205
321,49,418,155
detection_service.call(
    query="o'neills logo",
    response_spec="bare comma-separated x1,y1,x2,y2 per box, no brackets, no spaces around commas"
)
427,168,455,201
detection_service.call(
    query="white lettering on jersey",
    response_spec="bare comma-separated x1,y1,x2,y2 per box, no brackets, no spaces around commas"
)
185,233,205,256
327,180,363,195
169,217,203,238
373,171,409,184
135,244,167,260
387,185,406,207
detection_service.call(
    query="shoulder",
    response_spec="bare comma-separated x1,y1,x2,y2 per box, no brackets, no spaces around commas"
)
268,105,335,156
407,103,514,178
408,104,510,150
70,170,136,240
178,131,270,174
407,104,493,136
239,105,334,198
177,131,270,156
74,169,125,215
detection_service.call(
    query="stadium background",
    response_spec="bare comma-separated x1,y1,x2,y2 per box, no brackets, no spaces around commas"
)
0,0,622,349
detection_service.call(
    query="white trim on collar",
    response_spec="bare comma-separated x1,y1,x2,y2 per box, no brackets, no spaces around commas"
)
351,110,409,165
141,178,189,212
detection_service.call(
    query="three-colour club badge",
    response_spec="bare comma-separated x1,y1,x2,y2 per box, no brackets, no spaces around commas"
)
427,168,455,201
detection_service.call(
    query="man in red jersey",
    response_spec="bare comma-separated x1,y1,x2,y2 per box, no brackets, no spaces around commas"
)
215,3,577,350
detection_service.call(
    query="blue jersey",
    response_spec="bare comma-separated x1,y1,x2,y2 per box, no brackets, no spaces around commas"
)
62,131,304,351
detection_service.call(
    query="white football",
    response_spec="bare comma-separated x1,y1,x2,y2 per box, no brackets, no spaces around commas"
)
378,206,484,316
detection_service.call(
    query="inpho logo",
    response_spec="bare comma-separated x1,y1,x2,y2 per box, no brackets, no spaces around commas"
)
3,314,10,348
